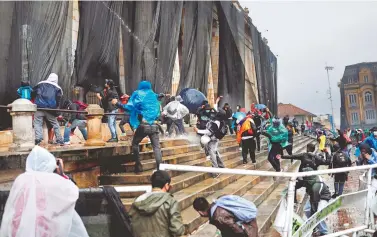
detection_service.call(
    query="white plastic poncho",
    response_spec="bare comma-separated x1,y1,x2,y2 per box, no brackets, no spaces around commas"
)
162,99,189,120
0,146,89,237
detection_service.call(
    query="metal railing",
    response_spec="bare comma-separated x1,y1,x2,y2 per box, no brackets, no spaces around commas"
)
159,163,377,237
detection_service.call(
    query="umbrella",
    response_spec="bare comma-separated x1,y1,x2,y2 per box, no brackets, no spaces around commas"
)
255,104,266,110
179,88,207,114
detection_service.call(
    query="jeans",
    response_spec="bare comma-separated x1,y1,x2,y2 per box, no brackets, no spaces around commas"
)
64,120,87,142
207,138,225,176
34,111,63,143
132,124,162,171
256,135,261,151
304,200,328,235
268,143,282,171
242,138,256,163
166,118,185,135
107,109,118,139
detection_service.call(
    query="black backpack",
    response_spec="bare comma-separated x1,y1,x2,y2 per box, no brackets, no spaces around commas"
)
214,120,228,140
332,152,348,168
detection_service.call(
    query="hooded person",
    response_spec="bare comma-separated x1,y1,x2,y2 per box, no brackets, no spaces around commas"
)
113,81,162,173
129,170,185,237
162,95,189,136
263,118,289,172
0,146,88,237
32,73,64,145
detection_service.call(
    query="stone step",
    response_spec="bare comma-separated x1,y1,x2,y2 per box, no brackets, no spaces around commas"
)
183,139,313,235
105,136,309,198
122,141,240,173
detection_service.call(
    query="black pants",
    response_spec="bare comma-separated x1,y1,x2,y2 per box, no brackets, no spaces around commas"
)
285,144,293,155
132,124,162,171
268,143,283,171
226,119,234,134
119,116,133,133
242,139,256,163
255,135,261,151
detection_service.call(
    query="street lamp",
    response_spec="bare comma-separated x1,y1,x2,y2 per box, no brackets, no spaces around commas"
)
325,65,335,132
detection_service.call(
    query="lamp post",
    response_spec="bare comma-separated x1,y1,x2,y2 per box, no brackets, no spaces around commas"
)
325,65,335,132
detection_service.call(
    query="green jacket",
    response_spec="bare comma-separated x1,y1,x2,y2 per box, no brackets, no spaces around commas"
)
129,191,185,237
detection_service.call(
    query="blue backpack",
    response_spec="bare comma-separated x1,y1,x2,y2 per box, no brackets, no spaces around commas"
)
210,195,257,223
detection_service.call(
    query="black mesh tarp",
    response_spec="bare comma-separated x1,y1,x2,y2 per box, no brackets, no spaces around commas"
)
0,1,70,128
122,1,182,94
73,1,122,91
217,2,245,108
177,1,213,94
250,23,264,107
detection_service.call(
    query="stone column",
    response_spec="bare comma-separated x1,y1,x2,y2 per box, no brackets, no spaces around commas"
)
85,104,105,147
9,99,36,152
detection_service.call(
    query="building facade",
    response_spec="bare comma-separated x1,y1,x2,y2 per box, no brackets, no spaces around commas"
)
339,62,377,130
277,103,316,125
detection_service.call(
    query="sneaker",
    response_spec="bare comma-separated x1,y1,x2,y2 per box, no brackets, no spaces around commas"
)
57,141,65,146
64,141,71,145
239,147,242,151
107,138,118,143
252,160,257,164
206,156,211,160
243,161,247,165
35,140,42,145
331,193,338,199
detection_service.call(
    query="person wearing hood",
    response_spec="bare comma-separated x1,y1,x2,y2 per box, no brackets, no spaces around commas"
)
263,118,289,172
300,167,331,236
113,80,162,173
32,73,64,145
129,170,185,237
162,95,189,136
356,143,377,177
194,109,227,178
17,81,33,100
0,146,88,237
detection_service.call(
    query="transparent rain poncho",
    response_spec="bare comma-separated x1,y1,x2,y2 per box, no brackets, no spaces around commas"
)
0,146,88,237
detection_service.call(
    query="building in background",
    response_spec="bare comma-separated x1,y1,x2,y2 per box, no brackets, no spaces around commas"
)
313,114,332,130
339,62,377,130
277,103,316,125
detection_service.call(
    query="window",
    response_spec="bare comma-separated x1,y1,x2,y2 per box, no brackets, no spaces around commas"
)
366,110,376,120
349,94,357,105
365,92,373,103
364,75,369,83
351,112,359,123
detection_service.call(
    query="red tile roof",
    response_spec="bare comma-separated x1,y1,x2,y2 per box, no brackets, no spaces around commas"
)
277,103,316,118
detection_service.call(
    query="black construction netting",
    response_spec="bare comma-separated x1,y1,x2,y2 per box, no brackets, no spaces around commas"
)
177,1,213,94
0,1,70,128
217,1,245,109
121,1,182,94
73,1,122,93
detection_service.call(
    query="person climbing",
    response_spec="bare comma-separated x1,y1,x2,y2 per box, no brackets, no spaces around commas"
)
195,109,228,178
252,111,263,152
237,112,257,164
300,167,331,236
223,103,234,135
61,100,88,145
329,145,352,198
193,195,258,237
0,146,89,236
17,81,33,100
263,118,289,172
113,80,162,173
32,73,64,145
162,95,189,136
285,122,294,156
118,94,133,135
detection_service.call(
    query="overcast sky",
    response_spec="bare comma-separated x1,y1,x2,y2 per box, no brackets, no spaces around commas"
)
240,1,377,126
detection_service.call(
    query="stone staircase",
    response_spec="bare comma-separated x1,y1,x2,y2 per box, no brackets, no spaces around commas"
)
98,134,315,236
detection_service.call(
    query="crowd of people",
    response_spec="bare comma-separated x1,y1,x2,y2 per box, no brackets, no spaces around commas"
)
11,74,377,237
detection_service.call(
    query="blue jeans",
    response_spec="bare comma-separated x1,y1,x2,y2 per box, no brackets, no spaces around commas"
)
304,200,328,235
108,109,118,139
64,120,87,142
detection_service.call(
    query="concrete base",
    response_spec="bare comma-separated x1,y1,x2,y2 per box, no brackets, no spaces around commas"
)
8,142,34,152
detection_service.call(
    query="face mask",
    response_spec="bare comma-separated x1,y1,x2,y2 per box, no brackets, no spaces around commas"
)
205,110,211,113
